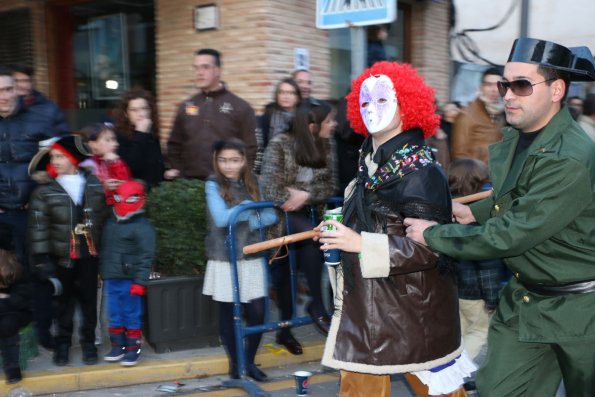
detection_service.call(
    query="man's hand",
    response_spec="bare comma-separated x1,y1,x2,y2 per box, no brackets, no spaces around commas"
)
164,169,180,180
403,218,437,246
452,202,476,224
315,220,362,253
105,178,123,191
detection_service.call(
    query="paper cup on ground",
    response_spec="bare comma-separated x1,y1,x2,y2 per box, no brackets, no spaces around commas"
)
294,371,312,395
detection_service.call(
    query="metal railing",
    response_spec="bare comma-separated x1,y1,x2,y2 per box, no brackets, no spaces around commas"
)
222,198,342,397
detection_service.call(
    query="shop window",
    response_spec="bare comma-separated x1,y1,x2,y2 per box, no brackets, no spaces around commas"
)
49,0,155,129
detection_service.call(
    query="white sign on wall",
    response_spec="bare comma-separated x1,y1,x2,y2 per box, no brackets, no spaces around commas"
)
316,0,397,29
294,48,310,70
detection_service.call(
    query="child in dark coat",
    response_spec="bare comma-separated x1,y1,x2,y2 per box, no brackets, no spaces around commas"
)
100,180,155,366
28,135,106,366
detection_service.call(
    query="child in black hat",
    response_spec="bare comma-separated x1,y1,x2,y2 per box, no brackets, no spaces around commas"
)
0,224,32,384
27,135,106,366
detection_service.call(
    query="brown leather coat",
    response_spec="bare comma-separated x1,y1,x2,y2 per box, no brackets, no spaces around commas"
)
322,132,462,374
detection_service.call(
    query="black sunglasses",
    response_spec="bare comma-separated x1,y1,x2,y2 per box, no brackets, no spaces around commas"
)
497,78,556,97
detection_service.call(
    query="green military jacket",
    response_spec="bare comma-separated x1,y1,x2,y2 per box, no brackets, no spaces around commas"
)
425,106,595,342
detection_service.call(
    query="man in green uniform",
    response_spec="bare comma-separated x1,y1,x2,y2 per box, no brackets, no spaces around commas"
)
404,38,595,396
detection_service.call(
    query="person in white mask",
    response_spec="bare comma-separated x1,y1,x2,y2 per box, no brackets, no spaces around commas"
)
316,62,473,397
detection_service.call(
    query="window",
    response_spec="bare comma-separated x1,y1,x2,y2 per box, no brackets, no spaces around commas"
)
328,6,409,99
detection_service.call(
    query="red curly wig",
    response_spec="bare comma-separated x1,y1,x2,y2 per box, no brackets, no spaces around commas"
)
346,61,440,139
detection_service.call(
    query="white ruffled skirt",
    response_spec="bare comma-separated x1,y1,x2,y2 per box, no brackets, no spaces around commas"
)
411,351,477,395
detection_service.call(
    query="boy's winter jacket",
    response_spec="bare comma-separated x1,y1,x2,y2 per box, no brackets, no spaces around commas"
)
100,212,155,286
27,171,106,270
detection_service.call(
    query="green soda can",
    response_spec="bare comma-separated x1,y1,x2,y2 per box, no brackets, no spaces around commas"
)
322,207,343,265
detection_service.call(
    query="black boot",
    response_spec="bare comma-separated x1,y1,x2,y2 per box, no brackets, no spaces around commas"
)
5,367,22,384
246,364,268,382
1,335,22,384
275,331,303,355
53,344,69,366
228,361,239,379
81,343,98,365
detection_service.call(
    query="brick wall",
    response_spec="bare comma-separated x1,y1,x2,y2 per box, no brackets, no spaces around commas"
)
0,0,50,96
156,0,330,139
1,0,451,136
411,0,451,107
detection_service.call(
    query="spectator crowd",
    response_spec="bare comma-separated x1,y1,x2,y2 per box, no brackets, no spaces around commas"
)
1,34,595,397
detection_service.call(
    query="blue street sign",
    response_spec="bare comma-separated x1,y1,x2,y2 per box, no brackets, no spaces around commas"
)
317,0,397,29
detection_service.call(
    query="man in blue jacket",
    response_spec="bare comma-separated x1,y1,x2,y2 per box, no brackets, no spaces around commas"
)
11,64,68,132
0,65,68,350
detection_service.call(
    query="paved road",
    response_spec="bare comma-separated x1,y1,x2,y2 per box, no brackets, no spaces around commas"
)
35,361,425,397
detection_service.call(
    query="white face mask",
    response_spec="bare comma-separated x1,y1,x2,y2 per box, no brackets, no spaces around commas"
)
359,75,398,134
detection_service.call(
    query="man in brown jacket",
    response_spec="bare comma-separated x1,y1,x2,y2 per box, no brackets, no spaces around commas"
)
165,49,257,180
451,67,505,165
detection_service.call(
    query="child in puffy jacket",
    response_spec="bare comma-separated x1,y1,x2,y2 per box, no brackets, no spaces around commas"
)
100,180,155,367
27,135,106,367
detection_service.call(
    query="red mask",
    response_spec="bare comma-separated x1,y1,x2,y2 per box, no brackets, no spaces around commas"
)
113,181,145,217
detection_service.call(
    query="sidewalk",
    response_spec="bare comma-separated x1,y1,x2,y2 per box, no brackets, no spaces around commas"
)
1,322,326,396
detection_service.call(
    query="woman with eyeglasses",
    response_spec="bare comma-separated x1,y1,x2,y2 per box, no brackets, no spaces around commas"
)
113,89,165,189
259,78,302,146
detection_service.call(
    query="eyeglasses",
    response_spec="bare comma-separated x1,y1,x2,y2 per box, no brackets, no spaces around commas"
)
497,78,555,97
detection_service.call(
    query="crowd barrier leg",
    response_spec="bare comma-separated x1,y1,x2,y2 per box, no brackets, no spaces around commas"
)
221,199,342,397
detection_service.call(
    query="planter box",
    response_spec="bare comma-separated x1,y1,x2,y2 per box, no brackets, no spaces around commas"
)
145,275,219,353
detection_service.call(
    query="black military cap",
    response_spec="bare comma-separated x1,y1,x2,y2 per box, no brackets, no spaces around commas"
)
508,37,595,81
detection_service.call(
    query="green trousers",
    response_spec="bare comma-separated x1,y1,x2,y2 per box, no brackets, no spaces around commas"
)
476,312,595,397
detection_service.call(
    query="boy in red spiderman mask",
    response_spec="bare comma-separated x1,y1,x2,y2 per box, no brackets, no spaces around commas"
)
99,180,155,366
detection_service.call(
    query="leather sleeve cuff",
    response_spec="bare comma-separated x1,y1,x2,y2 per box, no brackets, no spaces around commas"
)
360,231,390,278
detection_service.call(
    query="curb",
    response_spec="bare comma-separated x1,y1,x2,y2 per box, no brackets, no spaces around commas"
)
1,342,325,396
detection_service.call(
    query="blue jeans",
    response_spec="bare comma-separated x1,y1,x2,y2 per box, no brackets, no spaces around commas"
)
104,279,144,330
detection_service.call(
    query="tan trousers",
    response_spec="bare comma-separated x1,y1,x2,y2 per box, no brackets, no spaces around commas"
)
339,370,468,397
459,298,491,361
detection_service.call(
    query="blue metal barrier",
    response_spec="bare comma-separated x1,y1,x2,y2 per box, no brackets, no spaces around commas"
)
221,198,342,397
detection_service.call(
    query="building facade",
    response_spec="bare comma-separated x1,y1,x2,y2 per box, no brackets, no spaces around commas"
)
0,0,451,139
